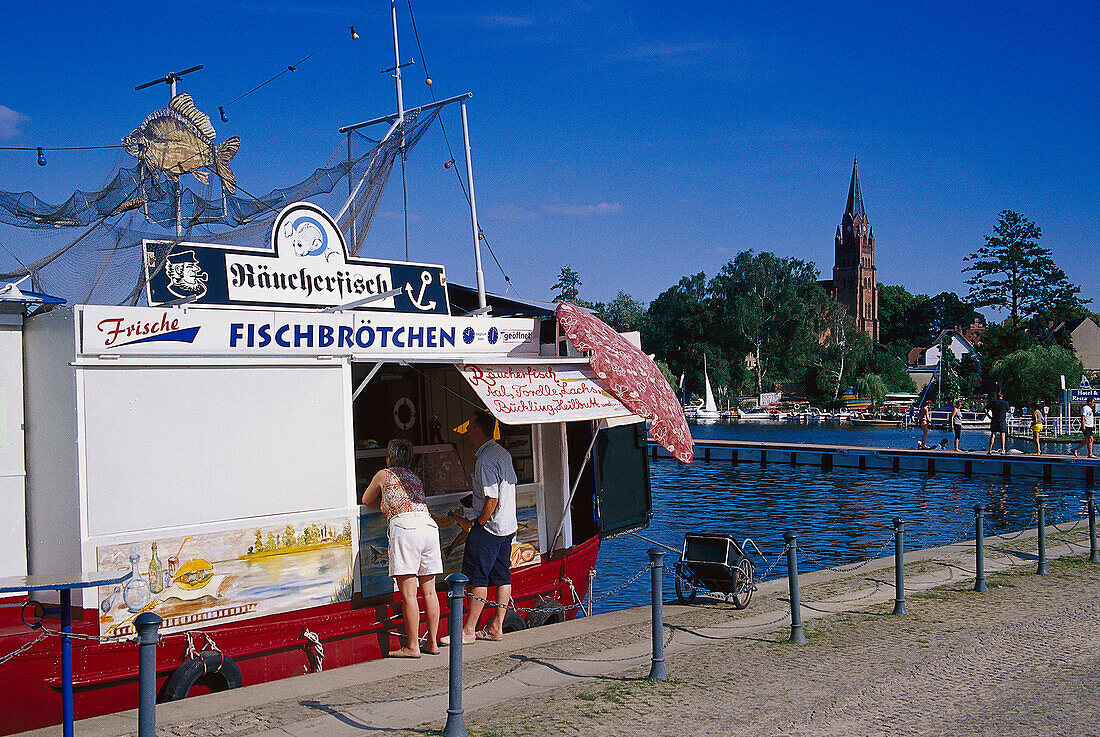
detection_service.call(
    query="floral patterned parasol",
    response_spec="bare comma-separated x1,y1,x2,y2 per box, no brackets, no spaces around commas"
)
554,301,693,463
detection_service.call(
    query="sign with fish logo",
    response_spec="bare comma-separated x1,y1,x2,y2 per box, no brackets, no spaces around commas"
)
143,202,450,314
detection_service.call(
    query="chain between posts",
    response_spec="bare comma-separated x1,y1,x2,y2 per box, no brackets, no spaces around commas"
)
797,537,893,574
0,632,49,666
467,562,654,613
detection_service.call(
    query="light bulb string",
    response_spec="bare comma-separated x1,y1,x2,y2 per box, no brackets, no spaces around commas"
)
2,1,388,159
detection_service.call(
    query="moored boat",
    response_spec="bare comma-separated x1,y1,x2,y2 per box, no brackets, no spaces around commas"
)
0,7,686,733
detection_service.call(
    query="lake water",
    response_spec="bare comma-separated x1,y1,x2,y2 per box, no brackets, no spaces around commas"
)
591,421,1092,614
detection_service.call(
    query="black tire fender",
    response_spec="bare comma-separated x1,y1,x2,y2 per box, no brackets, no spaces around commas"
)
524,597,564,628
161,651,244,701
502,610,526,633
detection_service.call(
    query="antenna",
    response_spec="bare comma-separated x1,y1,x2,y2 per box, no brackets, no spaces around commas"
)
135,65,204,99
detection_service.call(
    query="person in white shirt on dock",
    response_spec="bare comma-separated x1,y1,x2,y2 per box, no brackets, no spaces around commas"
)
449,410,518,644
1071,397,1096,458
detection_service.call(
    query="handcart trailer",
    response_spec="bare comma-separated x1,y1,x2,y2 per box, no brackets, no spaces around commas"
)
674,533,764,608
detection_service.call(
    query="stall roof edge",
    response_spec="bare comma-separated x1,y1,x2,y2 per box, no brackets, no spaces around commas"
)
447,283,557,319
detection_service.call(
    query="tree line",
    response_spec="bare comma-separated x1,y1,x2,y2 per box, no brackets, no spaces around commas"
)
551,211,1095,409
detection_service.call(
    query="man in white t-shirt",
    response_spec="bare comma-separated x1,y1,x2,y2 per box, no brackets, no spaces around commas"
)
1071,397,1096,458
455,410,518,643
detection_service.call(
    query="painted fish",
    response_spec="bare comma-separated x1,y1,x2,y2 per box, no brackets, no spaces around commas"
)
122,93,240,194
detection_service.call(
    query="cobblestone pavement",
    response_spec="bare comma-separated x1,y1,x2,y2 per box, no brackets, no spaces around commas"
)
465,555,1100,737
24,527,1096,737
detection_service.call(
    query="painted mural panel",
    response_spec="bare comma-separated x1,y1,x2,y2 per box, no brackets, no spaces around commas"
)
96,515,353,636
358,488,541,598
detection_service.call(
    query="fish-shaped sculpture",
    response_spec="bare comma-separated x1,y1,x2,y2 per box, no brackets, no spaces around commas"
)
122,93,240,194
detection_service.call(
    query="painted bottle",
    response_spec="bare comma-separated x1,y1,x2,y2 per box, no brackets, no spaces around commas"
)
123,545,151,613
148,542,164,594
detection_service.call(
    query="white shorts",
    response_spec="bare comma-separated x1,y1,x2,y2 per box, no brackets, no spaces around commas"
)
388,512,444,578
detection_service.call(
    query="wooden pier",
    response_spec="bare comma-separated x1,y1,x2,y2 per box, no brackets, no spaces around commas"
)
650,439,1098,485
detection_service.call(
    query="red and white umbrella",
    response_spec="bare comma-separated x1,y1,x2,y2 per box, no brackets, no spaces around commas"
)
554,301,693,463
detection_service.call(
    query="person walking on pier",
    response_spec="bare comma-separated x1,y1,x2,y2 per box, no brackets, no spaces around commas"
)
918,401,932,449
1031,406,1045,455
1071,397,1096,458
986,391,1010,454
452,409,518,644
949,398,964,451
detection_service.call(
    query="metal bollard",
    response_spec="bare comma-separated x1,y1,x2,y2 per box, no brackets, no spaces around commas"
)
782,531,808,644
647,548,667,681
891,518,907,615
1036,496,1048,575
973,505,987,592
443,573,468,737
134,612,162,737
1088,490,1099,564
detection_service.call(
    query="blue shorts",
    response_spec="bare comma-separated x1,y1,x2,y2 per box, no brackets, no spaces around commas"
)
461,524,513,587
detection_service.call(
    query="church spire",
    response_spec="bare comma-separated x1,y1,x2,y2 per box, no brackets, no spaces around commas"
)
845,157,866,220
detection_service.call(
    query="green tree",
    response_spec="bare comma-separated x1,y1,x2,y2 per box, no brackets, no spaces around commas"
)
707,251,824,395
550,265,583,303
991,345,1083,408
855,373,889,403
642,273,711,382
877,283,919,354
860,345,917,393
813,298,871,400
596,290,646,333
964,211,1086,343
935,346,962,404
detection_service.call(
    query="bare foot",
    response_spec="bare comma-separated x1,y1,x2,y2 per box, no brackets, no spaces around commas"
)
390,646,421,658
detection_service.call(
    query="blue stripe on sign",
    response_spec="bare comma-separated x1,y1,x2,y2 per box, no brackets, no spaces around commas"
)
119,326,201,347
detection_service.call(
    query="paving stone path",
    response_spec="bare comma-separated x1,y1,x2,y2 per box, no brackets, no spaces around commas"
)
24,526,1098,737
470,556,1100,737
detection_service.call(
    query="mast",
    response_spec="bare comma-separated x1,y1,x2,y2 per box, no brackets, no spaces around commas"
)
337,5,487,310
461,100,487,310
135,66,204,238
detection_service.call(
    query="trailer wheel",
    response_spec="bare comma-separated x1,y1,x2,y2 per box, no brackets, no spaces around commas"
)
502,610,526,633
524,597,564,628
674,562,697,604
730,556,755,610
161,651,243,701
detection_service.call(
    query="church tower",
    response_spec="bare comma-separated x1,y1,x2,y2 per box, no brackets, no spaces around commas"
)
830,158,879,341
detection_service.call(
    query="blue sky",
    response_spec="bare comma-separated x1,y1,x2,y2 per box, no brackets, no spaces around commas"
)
0,1,1097,314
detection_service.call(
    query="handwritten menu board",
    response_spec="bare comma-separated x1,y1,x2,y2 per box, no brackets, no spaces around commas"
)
459,364,635,424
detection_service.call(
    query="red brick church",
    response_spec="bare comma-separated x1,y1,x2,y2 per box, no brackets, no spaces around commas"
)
819,158,879,341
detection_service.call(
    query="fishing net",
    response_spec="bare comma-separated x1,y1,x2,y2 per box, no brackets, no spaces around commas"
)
0,105,440,306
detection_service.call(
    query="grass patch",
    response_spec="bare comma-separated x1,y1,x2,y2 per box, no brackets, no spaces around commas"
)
575,678,680,706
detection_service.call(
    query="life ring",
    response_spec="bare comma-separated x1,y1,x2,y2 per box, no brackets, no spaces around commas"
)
393,397,416,430
161,651,244,701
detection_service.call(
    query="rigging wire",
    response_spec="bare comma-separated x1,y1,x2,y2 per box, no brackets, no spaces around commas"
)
1,1,389,159
406,0,516,296
221,0,389,112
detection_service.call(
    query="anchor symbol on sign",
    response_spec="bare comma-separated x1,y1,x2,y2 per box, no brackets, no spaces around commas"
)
404,270,437,311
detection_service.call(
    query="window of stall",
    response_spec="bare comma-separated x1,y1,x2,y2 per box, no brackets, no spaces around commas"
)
351,362,544,602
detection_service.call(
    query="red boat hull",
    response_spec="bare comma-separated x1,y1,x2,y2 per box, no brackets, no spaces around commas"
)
0,535,599,735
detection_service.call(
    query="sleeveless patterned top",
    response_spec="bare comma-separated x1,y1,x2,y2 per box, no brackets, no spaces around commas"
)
380,467,429,519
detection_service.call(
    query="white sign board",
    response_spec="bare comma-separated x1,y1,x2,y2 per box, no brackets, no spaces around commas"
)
460,364,637,424
759,391,782,407
79,305,539,360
